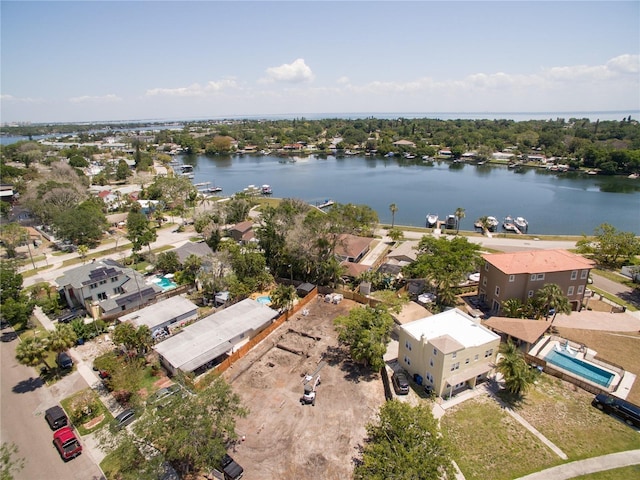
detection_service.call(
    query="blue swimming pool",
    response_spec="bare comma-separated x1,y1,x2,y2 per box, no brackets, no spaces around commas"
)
153,275,177,291
256,296,271,305
545,348,614,388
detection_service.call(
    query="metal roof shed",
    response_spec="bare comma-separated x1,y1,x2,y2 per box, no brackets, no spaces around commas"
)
120,296,198,334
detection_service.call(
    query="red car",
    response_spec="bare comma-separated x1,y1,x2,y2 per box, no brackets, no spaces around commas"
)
53,426,82,461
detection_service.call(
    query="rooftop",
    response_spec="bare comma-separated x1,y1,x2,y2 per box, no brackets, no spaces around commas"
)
401,308,499,352
120,296,198,330
482,249,594,275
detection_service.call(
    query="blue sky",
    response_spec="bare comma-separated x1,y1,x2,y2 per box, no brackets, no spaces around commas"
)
1,1,639,123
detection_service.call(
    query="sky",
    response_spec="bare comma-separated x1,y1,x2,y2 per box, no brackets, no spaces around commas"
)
1,1,639,123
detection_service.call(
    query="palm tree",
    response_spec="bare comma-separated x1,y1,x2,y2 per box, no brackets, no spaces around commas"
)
501,298,525,318
534,283,572,322
389,203,398,228
47,324,77,368
15,335,50,370
454,207,465,234
270,284,297,312
496,340,534,396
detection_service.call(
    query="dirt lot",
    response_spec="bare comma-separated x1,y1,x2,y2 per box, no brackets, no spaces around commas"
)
221,297,385,480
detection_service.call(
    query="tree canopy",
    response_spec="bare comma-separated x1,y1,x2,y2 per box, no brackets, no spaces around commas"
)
354,400,454,480
576,223,640,267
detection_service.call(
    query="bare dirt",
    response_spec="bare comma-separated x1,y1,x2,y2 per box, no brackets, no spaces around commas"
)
221,297,385,480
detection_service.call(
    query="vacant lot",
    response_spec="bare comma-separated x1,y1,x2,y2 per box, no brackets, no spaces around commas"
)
222,297,385,480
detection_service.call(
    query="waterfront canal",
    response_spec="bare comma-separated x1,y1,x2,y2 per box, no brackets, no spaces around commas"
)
178,153,640,236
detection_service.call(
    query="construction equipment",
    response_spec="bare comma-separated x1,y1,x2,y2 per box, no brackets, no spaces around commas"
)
301,361,326,406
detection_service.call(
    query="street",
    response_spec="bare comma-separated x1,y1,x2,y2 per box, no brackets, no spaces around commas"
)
0,324,105,480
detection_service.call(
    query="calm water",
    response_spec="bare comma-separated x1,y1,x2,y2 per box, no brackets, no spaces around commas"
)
179,154,640,236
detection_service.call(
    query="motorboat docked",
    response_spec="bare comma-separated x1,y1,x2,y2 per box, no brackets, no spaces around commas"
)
180,165,193,173
514,216,528,232
208,186,223,193
503,216,523,234
426,213,438,228
487,216,499,232
445,214,458,230
261,184,273,195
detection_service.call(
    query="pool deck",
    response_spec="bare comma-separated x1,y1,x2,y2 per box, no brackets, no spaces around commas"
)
530,336,636,399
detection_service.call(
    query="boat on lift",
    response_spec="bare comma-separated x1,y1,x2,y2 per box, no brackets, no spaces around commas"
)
261,184,273,195
426,213,438,228
514,216,528,232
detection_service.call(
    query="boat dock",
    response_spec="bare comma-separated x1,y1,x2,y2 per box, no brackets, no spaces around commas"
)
315,199,334,209
503,221,523,234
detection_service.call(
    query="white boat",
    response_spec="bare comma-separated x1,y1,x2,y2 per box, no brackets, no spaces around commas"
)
180,165,193,172
261,184,273,195
487,216,499,232
514,216,528,232
426,213,438,228
208,186,222,193
445,214,457,230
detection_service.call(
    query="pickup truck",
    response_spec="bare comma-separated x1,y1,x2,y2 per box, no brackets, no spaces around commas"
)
53,426,82,461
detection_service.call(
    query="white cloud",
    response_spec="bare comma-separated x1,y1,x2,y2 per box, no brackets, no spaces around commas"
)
336,76,350,85
69,94,121,104
145,79,238,97
1,94,43,103
263,58,314,83
606,54,639,74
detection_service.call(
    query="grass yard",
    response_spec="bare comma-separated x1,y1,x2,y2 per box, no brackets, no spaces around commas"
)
556,327,640,405
60,388,113,435
512,375,640,460
572,465,640,479
441,395,562,480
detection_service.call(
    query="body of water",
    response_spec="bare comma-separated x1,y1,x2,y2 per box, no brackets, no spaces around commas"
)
178,153,640,236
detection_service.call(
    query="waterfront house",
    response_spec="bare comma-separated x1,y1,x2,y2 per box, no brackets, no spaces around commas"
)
334,234,372,263
393,139,416,148
479,249,595,315
397,308,500,398
229,221,254,243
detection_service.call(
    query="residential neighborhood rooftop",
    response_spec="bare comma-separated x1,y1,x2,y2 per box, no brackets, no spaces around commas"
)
482,249,595,275
120,296,198,331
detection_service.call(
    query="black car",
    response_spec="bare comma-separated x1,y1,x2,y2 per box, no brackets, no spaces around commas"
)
45,405,69,430
220,454,244,480
593,393,640,428
392,372,410,395
114,409,136,429
56,352,73,369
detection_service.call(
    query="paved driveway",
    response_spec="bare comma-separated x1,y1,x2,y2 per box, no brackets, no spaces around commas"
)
0,324,105,480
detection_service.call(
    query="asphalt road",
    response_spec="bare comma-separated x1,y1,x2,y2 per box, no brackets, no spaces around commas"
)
0,324,105,480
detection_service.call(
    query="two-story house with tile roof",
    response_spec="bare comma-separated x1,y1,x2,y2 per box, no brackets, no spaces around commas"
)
397,308,500,398
479,249,594,315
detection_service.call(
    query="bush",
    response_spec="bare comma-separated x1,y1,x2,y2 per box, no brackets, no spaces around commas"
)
69,390,102,425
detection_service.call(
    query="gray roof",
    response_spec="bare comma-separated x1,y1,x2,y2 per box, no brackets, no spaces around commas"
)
154,298,278,372
173,241,214,264
120,296,198,330
56,259,126,289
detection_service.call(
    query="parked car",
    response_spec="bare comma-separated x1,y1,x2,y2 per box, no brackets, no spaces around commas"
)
148,384,182,408
220,453,244,480
114,409,136,429
56,351,73,369
592,393,640,427
392,371,410,395
53,426,82,461
45,405,68,430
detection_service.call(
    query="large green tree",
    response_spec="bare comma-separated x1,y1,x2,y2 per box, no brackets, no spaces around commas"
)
576,223,640,267
113,323,152,358
126,209,157,256
334,305,393,370
0,261,23,305
0,223,28,258
269,284,296,311
15,336,49,370
52,199,107,247
47,323,77,358
354,400,454,480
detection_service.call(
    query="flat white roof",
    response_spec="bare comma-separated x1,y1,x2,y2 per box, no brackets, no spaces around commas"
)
401,308,499,349
153,298,278,372
120,296,198,330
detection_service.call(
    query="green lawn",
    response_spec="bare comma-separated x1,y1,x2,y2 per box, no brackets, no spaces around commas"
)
60,388,113,435
572,465,640,480
441,396,562,480
511,376,640,460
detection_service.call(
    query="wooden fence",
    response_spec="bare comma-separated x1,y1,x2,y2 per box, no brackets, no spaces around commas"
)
212,287,318,375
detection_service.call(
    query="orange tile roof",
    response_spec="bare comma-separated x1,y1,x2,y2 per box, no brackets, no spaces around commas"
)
482,249,594,275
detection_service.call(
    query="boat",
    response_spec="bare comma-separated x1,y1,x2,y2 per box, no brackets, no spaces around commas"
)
503,216,522,233
426,213,438,228
445,214,458,230
514,216,528,232
261,184,273,195
180,165,193,173
486,216,499,232
208,186,223,193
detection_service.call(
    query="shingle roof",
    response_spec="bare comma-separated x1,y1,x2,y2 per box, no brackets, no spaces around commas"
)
56,259,125,289
335,234,372,259
173,241,214,264
483,317,550,344
482,249,594,275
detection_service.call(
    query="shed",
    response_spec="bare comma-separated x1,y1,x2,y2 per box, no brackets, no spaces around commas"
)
296,282,315,297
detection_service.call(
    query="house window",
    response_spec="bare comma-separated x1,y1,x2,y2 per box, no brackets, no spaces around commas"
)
568,286,574,296
482,277,487,287
485,349,493,358
97,292,107,301
495,286,500,296
484,262,489,271
528,290,534,298
433,348,437,356
577,285,584,294
113,287,124,295
111,276,119,283
404,356,411,366
531,274,536,281
99,279,107,285
450,362,460,371
474,354,479,361
452,352,457,359
465,358,470,364
430,358,434,367
571,270,578,280
509,275,515,283
580,270,589,279
405,340,412,351
537,274,545,281
89,283,97,290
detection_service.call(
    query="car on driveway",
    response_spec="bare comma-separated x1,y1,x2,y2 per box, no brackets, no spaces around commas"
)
56,351,73,369
53,426,82,461
392,371,410,395
45,405,68,430
114,409,136,429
